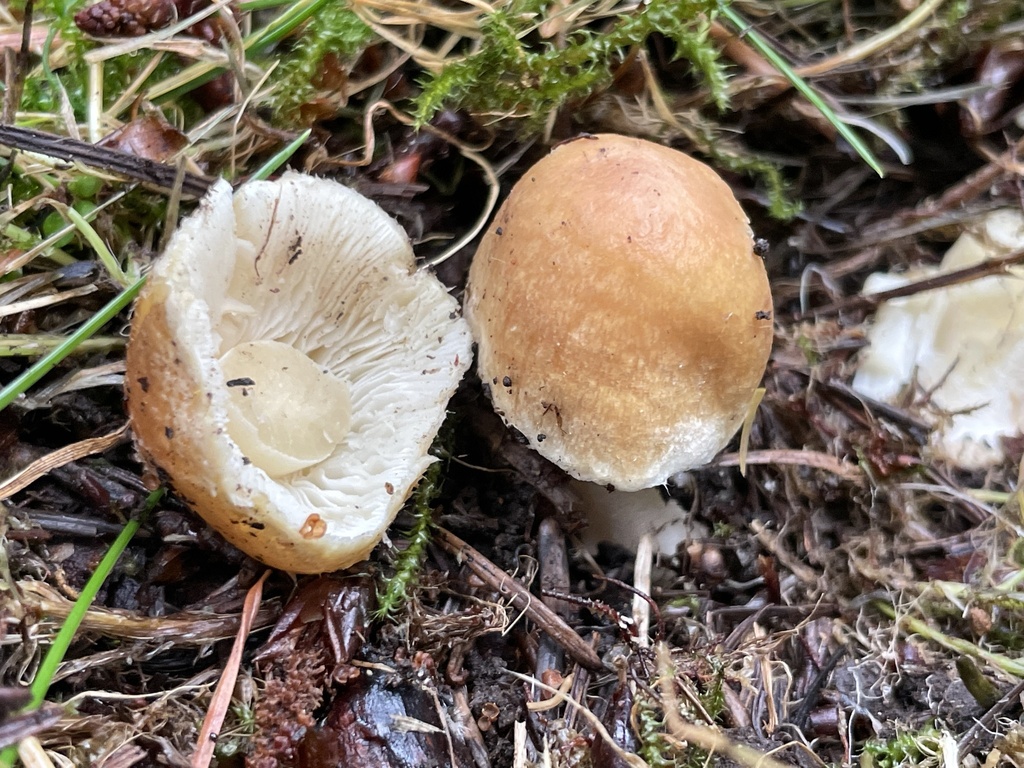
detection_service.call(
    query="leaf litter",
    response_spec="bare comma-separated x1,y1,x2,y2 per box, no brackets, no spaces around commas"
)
1,0,1024,766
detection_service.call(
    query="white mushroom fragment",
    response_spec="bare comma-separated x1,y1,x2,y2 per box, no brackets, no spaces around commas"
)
465,134,774,490
852,209,1024,468
126,173,472,573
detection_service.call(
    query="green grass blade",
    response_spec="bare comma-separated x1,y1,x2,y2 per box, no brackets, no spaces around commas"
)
63,206,134,287
718,4,885,178
0,277,145,413
245,0,332,51
249,129,312,181
0,335,123,357
28,491,165,708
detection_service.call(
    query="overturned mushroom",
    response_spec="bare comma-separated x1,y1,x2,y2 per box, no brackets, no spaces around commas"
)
465,134,773,490
126,173,472,573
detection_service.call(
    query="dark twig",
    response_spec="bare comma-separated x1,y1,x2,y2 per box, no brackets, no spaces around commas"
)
905,137,1024,223
0,704,62,750
788,646,847,730
535,517,571,711
957,678,1024,756
790,245,1024,321
819,379,932,436
1,0,33,125
0,124,213,199
436,528,606,672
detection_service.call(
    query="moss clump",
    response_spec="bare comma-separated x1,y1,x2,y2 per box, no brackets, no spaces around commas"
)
704,143,802,220
14,0,183,121
861,724,945,768
414,0,803,219
375,459,442,620
636,658,727,768
264,3,374,125
415,0,727,125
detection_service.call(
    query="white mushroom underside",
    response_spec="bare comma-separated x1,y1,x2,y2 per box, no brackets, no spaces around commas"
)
154,174,471,545
852,209,1024,468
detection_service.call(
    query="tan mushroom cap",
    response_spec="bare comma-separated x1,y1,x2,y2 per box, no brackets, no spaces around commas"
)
465,134,773,490
127,174,472,573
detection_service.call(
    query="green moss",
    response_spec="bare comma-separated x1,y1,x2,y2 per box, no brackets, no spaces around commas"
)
263,3,374,125
414,0,801,218
708,148,801,220
861,724,944,768
636,657,727,768
796,335,822,365
414,0,727,126
375,460,443,620
10,0,197,121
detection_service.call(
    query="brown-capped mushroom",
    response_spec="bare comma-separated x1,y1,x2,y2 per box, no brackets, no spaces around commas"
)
464,134,773,490
126,173,472,573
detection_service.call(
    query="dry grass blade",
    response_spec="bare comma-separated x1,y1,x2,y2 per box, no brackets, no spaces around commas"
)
795,0,948,79
15,736,54,768
191,570,270,768
0,284,98,319
15,581,279,645
0,424,129,501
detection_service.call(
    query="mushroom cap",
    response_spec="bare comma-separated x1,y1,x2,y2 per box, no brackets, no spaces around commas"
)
126,173,472,573
465,134,773,490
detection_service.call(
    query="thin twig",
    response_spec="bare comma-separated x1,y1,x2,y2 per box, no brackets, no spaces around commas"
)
957,678,1024,755
0,124,213,198
791,245,1024,321
436,528,606,671
711,449,863,481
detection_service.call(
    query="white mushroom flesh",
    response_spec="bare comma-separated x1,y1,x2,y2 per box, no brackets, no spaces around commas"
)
220,340,352,477
852,209,1024,468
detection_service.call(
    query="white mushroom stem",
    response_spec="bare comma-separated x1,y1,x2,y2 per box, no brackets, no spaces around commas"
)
220,340,352,478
